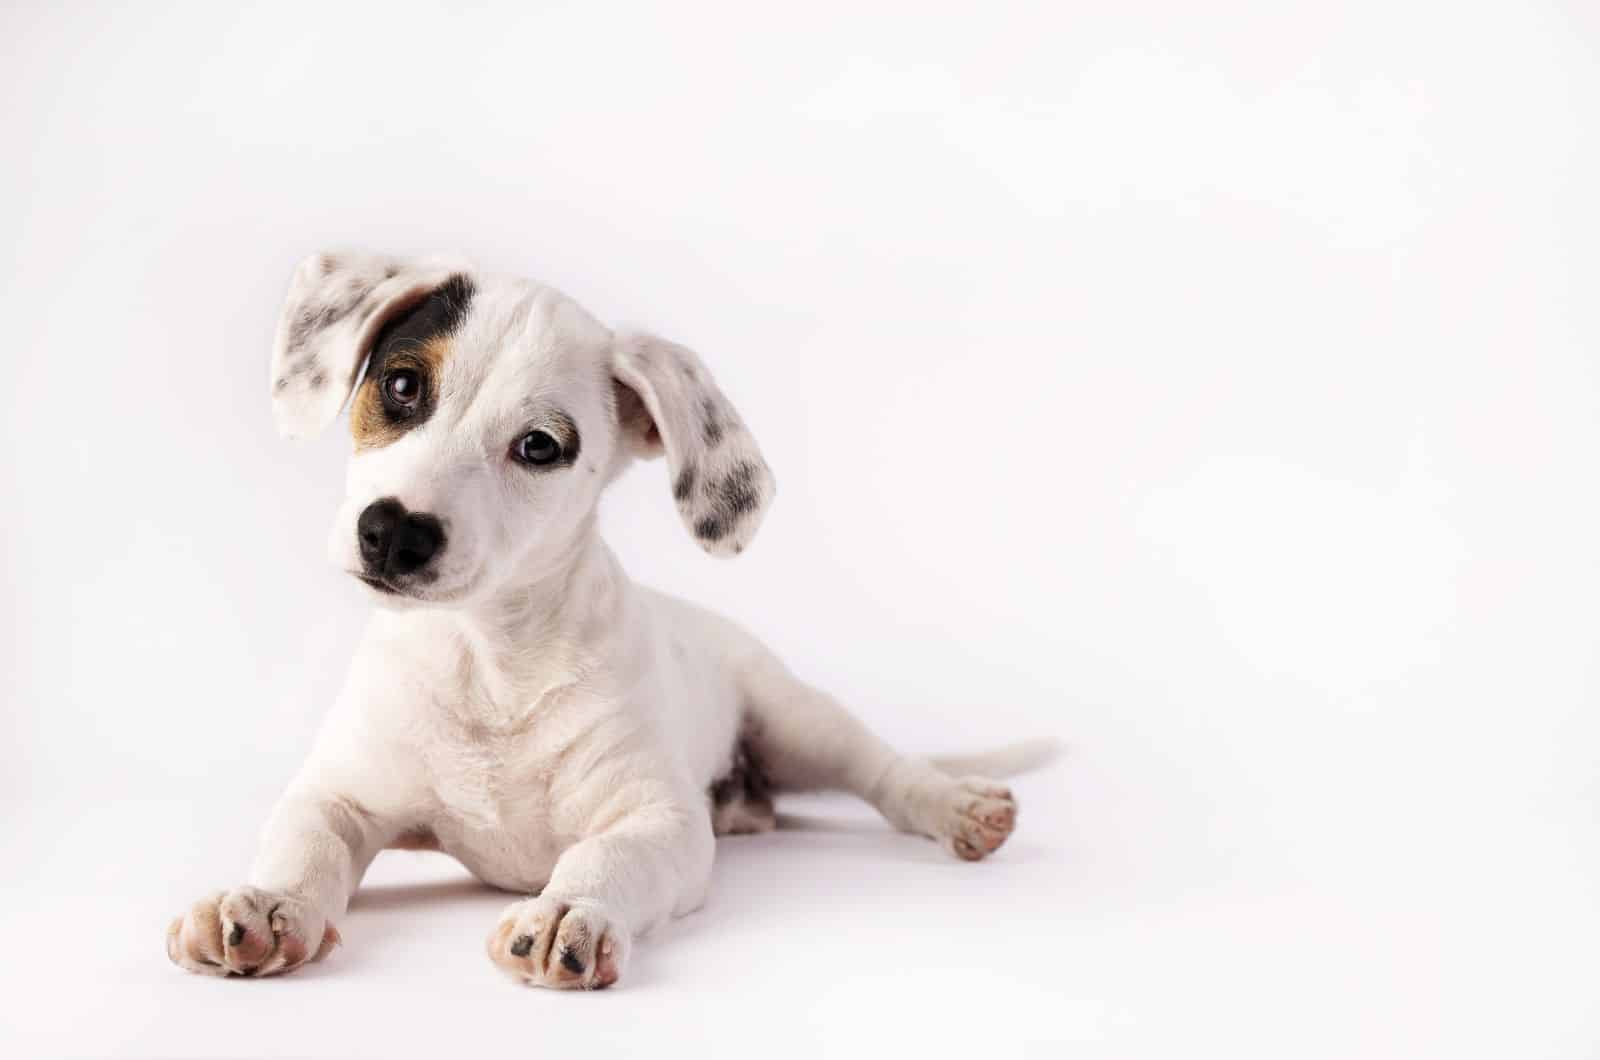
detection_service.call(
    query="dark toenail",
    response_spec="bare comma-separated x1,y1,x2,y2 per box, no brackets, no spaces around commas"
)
509,934,534,958
559,947,584,974
227,923,245,946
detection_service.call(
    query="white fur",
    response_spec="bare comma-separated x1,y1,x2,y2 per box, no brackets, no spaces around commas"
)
167,251,1033,989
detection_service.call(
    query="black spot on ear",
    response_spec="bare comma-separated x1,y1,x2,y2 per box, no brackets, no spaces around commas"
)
287,284,367,354
695,515,728,541
712,461,761,517
673,466,697,503
690,460,764,545
701,397,724,446
510,934,534,958
559,948,584,975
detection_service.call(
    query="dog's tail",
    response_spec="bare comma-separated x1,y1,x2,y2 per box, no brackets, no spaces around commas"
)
927,737,1064,779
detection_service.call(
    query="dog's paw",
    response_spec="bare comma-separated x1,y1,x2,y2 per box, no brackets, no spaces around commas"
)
487,895,627,990
932,777,1017,861
166,887,339,977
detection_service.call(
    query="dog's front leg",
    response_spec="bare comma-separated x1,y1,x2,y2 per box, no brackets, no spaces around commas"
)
167,784,389,977
487,801,713,990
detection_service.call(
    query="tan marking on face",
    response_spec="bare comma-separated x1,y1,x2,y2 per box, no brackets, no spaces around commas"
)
350,334,454,449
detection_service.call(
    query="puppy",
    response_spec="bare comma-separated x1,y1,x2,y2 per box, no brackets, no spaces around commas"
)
166,252,1036,989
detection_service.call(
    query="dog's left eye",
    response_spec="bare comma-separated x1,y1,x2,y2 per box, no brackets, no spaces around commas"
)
513,430,563,467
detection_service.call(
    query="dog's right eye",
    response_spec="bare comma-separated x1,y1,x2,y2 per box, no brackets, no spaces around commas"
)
382,370,422,411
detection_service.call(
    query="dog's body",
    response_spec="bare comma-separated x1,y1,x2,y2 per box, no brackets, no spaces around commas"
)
167,252,1026,988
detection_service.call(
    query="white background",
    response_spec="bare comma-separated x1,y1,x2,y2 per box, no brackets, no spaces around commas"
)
3,1,1596,1056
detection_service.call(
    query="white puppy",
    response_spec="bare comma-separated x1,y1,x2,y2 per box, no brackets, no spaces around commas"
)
166,252,1037,989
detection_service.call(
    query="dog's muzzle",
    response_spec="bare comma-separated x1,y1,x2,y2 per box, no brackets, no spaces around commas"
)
357,498,445,587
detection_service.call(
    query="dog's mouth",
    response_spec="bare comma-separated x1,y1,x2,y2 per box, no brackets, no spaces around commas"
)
351,570,469,606
356,573,402,596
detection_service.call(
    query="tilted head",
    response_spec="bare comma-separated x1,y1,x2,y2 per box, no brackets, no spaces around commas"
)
270,251,775,605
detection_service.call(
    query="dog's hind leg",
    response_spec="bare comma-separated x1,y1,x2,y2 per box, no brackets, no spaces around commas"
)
733,648,1021,860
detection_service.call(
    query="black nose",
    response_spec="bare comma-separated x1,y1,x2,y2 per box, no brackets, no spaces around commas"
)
357,498,445,578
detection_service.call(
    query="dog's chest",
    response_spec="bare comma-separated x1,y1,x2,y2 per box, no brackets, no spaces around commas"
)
406,667,597,891
407,722,564,889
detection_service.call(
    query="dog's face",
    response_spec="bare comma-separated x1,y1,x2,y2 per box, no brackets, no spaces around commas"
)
269,252,775,605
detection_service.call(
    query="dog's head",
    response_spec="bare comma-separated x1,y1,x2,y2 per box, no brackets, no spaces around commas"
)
269,251,775,605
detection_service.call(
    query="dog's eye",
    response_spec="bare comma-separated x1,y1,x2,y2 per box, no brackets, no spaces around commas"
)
382,370,422,409
513,430,562,466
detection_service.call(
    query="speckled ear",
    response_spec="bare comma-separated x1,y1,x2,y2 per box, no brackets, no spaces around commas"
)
268,251,463,440
612,331,776,557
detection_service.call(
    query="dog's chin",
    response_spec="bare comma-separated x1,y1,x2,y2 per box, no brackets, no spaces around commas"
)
352,572,469,609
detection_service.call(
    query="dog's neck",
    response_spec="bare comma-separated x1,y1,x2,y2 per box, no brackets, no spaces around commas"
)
380,515,625,719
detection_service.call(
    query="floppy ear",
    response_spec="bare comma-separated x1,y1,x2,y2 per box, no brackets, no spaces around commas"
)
612,331,777,557
268,251,463,439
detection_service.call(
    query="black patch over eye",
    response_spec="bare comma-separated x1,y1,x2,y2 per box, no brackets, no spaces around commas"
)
382,369,422,411
513,430,563,467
